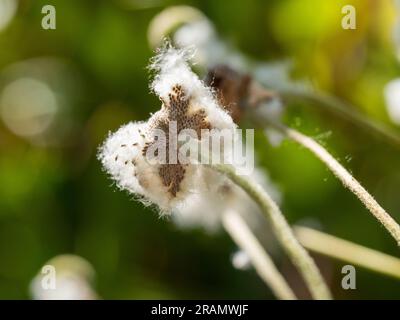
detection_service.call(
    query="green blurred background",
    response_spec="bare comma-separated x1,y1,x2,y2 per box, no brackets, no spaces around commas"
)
0,0,399,299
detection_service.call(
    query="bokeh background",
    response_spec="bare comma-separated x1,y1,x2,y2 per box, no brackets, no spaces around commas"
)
0,0,399,299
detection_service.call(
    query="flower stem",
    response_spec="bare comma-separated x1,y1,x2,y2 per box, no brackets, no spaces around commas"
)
210,163,332,300
222,210,297,300
277,89,400,148
294,226,400,280
264,119,400,247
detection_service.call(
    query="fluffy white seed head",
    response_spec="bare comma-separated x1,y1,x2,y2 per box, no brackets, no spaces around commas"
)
99,44,238,212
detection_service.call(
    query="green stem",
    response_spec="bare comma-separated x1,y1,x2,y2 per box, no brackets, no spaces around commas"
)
278,89,400,148
264,120,400,247
294,226,400,280
222,210,297,300
210,163,332,300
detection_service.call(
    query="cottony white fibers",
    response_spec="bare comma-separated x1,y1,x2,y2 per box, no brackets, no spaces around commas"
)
149,44,236,131
98,122,145,194
99,121,179,210
99,121,205,211
99,45,239,212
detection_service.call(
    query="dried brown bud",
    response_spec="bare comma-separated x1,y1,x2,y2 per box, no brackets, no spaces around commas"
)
205,65,279,123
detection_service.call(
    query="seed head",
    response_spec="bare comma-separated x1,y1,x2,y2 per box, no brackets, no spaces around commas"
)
99,44,236,212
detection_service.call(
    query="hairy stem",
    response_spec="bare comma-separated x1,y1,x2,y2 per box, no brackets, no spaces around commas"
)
264,119,400,247
277,89,400,148
210,163,332,300
294,226,400,280
222,210,297,300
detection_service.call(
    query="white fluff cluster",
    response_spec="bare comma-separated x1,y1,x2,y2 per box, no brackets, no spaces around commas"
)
98,122,146,194
171,17,288,147
99,119,200,212
99,45,237,212
98,121,185,210
149,44,236,130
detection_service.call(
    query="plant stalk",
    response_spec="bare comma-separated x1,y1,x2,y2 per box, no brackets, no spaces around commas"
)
277,89,400,148
264,119,400,247
294,226,400,280
222,210,297,300
210,163,332,300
